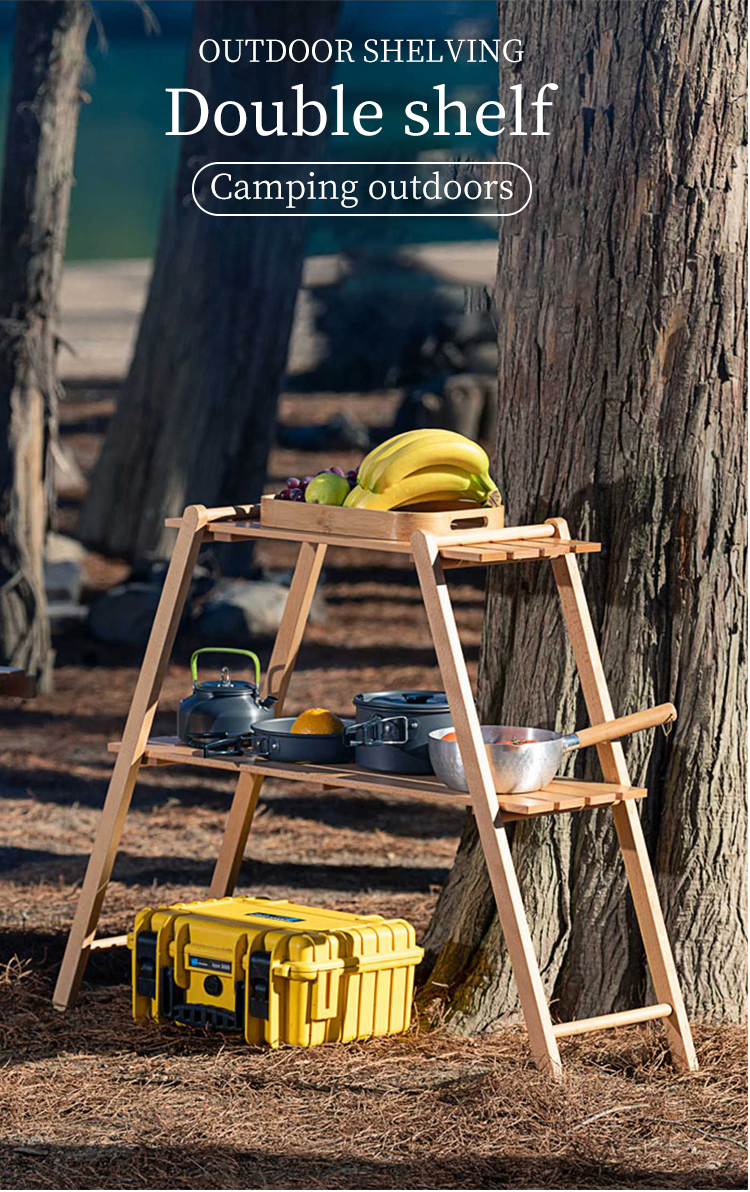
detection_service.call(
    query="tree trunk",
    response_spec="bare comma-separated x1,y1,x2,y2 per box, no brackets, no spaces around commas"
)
78,0,340,563
0,0,91,675
423,0,746,1028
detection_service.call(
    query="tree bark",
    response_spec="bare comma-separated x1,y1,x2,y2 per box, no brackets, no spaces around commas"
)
0,0,91,675
78,0,340,563
423,0,746,1027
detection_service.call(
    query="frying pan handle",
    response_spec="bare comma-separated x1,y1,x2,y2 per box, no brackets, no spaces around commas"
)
567,703,677,752
246,732,271,757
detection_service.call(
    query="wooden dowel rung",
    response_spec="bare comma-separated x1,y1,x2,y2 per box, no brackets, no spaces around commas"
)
552,1002,673,1038
432,522,556,547
89,934,129,950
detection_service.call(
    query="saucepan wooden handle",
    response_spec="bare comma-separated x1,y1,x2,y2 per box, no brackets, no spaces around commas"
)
574,703,677,750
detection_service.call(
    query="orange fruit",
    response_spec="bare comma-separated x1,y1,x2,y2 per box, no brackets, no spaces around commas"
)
291,708,344,735
442,730,458,741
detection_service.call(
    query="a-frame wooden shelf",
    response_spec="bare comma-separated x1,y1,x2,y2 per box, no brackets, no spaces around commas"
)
53,502,698,1079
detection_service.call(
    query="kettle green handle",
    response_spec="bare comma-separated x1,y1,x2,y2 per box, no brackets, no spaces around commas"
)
190,648,261,686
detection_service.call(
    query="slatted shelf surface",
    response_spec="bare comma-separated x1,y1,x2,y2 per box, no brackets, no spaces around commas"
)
439,539,599,564
164,511,601,566
108,737,644,820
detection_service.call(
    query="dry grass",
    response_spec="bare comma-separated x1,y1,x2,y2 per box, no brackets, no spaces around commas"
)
0,386,746,1189
0,949,746,1190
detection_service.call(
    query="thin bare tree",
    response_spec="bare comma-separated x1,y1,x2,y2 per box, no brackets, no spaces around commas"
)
0,0,92,677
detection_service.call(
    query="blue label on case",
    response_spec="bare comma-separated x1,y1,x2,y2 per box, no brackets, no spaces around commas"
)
245,911,304,922
189,955,232,973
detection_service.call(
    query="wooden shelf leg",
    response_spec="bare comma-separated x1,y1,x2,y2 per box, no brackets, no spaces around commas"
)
209,771,262,899
53,506,208,1011
209,540,327,899
611,799,698,1069
412,530,562,1079
549,520,698,1072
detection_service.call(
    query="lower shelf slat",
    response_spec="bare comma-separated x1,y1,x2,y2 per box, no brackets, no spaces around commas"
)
107,738,645,819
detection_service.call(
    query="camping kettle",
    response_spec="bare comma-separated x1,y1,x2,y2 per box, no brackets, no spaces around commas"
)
177,649,276,743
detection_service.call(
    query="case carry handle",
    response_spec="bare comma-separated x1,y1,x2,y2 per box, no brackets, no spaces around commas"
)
311,968,341,1020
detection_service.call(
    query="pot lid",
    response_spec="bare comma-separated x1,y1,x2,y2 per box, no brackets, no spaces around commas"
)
353,689,449,713
193,678,259,696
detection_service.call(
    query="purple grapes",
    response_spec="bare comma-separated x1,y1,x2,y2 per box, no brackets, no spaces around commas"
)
276,463,359,499
277,477,309,499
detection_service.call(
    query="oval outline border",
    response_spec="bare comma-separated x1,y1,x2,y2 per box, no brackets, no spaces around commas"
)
191,160,533,218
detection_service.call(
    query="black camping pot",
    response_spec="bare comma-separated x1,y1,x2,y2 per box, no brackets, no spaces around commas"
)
350,690,453,774
177,649,276,743
249,717,356,765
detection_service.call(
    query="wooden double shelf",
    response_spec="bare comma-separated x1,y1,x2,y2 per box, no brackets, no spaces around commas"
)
56,503,697,1079
108,737,644,823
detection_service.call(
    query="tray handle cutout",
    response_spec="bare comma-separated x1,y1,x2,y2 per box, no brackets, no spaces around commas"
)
449,512,491,530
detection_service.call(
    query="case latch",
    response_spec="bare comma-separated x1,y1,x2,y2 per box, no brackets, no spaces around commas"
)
248,950,272,1020
135,930,158,998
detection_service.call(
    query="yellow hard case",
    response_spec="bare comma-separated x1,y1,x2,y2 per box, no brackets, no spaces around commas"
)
128,896,423,1047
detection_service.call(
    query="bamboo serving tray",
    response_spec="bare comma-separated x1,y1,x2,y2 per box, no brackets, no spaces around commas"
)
259,494,505,541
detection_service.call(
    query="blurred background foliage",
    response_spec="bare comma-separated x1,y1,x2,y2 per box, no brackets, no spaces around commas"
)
0,0,502,259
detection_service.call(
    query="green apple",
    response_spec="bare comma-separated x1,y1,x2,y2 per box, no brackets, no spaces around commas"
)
304,472,350,506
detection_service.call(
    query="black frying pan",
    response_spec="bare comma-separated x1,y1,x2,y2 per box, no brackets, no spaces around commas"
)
249,717,356,764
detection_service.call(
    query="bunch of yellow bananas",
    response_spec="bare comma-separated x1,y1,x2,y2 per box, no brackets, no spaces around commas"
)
345,429,500,511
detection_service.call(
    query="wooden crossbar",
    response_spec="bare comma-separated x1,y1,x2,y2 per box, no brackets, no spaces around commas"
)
89,934,128,950
552,1003,673,1038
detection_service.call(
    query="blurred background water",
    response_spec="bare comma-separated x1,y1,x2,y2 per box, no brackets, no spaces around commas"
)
0,0,501,259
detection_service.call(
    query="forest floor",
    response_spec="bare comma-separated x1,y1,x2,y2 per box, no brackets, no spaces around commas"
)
0,384,747,1190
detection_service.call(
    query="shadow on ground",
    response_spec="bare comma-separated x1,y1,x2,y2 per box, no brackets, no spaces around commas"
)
0,851,448,894
0,1143,743,1190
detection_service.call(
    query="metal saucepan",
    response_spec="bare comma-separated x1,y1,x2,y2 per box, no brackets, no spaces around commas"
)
428,703,677,794
351,690,453,774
